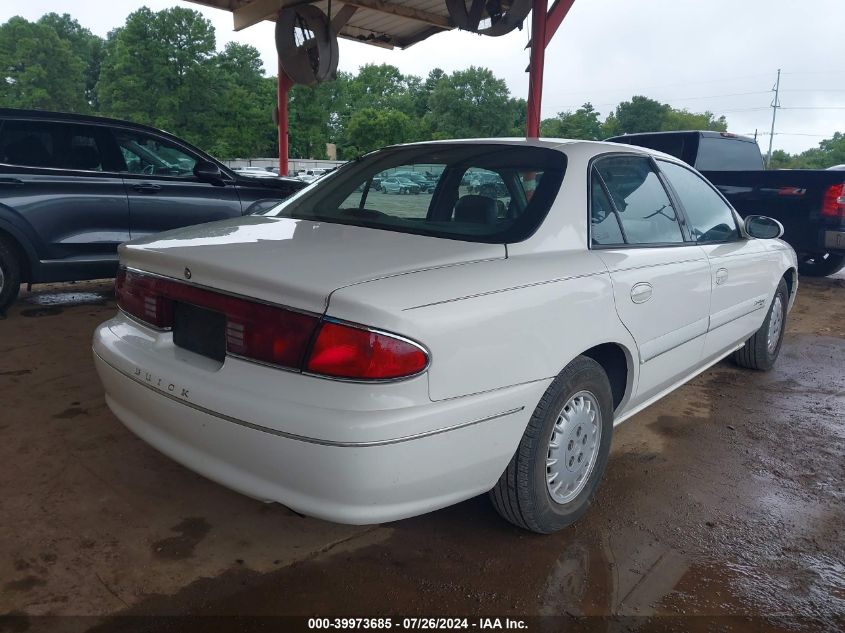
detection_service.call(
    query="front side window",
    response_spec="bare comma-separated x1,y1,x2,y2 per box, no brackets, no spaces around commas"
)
658,160,740,243
594,155,684,245
267,144,567,244
114,130,197,177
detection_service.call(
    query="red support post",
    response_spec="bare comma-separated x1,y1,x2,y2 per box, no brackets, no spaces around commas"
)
526,0,548,138
277,60,292,176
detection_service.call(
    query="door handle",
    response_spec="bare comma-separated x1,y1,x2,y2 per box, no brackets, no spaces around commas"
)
0,178,24,186
715,268,729,285
132,183,162,193
630,282,653,304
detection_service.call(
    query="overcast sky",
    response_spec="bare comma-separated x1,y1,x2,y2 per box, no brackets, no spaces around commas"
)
3,0,843,154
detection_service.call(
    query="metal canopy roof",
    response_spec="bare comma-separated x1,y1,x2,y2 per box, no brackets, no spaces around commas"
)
186,0,455,49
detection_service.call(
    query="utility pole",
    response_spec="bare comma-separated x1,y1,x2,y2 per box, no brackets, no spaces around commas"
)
766,68,781,169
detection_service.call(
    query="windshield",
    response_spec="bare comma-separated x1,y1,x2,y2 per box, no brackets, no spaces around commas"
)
261,144,567,244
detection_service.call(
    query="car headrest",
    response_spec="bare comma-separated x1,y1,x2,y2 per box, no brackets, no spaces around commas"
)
4,135,53,167
454,195,497,224
68,145,101,170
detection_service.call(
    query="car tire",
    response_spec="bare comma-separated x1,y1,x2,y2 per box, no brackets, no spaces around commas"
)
798,253,845,277
0,235,22,313
732,278,789,371
490,356,614,534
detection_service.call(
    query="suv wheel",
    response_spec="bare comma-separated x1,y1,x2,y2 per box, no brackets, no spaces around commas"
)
798,252,845,277
0,236,22,313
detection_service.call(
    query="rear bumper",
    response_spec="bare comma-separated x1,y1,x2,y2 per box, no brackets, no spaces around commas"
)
93,315,546,524
823,229,845,252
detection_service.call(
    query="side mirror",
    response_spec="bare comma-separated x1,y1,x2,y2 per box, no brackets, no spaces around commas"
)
745,215,784,239
193,161,225,185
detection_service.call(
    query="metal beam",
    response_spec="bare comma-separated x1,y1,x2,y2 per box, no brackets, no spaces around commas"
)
526,0,548,137
330,4,358,31
544,0,576,45
233,0,310,31
340,0,452,29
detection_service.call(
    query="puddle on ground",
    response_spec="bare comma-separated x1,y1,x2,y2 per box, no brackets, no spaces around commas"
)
23,292,109,307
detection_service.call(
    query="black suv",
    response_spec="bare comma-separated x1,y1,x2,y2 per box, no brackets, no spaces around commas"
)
0,109,305,310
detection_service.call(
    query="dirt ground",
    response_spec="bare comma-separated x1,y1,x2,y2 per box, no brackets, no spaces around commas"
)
1,273,843,632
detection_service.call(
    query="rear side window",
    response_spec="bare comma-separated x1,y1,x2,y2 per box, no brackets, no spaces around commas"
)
0,120,56,167
266,144,566,244
594,156,684,245
658,160,740,243
590,171,625,245
0,120,112,171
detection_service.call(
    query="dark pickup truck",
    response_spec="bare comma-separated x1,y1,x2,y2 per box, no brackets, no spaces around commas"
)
0,108,305,311
606,131,845,277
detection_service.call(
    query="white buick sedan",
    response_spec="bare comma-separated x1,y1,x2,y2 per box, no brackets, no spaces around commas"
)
93,139,797,533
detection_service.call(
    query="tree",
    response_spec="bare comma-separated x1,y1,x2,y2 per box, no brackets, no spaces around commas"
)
346,107,414,155
612,96,671,134
97,7,218,148
771,132,845,169
38,13,103,109
541,102,603,139
426,67,514,138
0,16,89,112
660,108,727,132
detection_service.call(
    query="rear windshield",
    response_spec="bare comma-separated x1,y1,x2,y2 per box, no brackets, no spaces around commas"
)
262,144,567,244
695,136,764,171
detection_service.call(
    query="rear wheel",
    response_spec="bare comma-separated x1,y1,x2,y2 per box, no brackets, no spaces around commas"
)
0,236,22,313
798,252,845,277
732,279,788,371
490,356,614,533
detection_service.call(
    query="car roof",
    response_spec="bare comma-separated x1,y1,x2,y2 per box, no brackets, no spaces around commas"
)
0,107,187,139
381,137,678,164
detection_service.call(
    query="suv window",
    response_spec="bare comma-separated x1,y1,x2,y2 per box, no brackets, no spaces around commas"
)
273,144,567,244
594,155,684,245
0,120,112,171
114,129,197,177
658,160,740,243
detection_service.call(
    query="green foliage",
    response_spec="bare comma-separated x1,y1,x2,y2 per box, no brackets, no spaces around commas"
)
609,95,727,136
97,7,218,148
0,16,88,112
346,108,414,155
766,132,845,169
426,67,515,139
541,103,603,140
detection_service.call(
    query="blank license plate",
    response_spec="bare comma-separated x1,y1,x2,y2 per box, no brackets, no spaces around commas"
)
173,303,226,362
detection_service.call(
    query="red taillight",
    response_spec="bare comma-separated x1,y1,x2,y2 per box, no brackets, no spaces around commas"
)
115,269,319,369
115,268,174,329
305,322,428,380
821,183,845,219
115,269,428,379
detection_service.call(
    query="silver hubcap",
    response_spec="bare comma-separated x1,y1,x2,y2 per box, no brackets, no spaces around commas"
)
767,295,784,355
546,391,602,505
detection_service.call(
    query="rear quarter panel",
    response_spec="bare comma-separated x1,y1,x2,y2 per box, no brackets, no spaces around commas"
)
326,251,638,403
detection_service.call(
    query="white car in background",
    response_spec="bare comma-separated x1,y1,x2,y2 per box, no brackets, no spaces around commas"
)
93,139,797,533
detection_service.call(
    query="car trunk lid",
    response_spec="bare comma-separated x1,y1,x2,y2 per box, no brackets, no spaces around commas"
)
118,215,505,313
